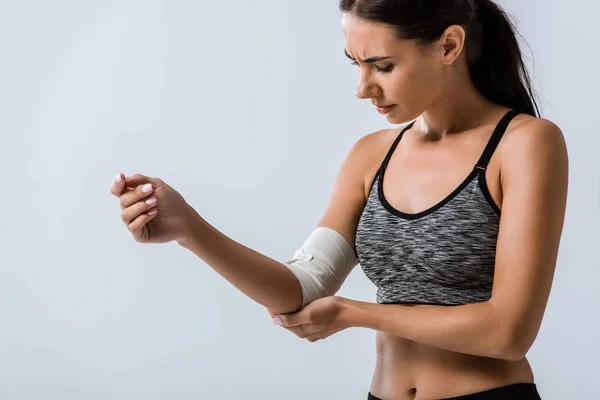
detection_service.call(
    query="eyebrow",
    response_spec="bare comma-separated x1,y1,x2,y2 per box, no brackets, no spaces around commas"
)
344,49,392,63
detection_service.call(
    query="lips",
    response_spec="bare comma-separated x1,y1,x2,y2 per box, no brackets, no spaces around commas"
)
375,104,396,114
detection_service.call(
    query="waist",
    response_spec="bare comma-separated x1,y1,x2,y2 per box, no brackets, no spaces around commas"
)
371,331,535,400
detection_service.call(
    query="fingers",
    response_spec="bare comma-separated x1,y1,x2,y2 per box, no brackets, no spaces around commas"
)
124,173,161,188
111,172,159,241
316,328,343,341
283,324,341,342
110,173,126,197
121,196,158,225
286,324,312,339
305,328,341,342
119,182,155,210
127,207,158,234
110,173,161,199
276,322,337,342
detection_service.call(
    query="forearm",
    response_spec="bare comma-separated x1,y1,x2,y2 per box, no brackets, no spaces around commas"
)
342,299,518,360
177,212,303,314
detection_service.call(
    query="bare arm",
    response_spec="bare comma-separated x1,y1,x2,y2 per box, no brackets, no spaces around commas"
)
177,215,304,314
177,132,377,316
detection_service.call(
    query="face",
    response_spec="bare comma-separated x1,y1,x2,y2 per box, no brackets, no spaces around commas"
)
342,13,451,124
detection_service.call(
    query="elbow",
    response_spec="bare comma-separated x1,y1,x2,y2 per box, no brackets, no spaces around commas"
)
267,297,303,318
486,304,531,362
497,328,529,362
500,342,526,362
267,292,304,315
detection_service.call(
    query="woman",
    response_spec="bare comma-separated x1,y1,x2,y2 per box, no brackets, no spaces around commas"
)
110,0,568,399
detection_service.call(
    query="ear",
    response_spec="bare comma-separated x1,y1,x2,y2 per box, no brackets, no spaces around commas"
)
439,25,466,65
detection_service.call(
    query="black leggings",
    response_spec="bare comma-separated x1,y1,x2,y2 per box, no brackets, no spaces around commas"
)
368,382,541,400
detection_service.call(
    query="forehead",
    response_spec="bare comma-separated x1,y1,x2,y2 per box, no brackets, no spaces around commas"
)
341,13,399,56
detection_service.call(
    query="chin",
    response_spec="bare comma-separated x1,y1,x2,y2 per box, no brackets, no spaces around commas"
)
386,108,421,125
385,111,412,125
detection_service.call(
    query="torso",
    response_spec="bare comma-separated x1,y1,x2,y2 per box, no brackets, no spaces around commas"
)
372,328,535,400
362,110,536,400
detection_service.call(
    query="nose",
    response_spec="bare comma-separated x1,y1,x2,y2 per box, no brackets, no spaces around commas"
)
355,71,380,100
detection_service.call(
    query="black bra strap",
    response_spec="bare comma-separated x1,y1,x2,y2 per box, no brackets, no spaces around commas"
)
474,109,522,171
379,110,521,172
381,121,416,169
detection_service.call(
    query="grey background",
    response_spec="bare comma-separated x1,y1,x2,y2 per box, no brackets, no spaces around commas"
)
1,0,598,399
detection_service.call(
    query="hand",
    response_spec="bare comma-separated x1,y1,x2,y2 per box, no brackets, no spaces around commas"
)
110,172,199,244
272,296,351,342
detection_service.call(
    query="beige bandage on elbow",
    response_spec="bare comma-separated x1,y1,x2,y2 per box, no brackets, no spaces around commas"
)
282,226,358,309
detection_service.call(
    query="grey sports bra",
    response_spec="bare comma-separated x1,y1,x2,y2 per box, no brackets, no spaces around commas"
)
354,110,521,306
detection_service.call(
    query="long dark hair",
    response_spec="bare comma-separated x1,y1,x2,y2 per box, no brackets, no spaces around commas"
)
339,0,540,117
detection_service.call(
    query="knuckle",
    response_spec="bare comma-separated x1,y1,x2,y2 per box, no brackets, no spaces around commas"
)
128,221,138,232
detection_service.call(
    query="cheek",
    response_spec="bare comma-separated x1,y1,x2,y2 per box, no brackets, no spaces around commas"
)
391,63,443,107
385,64,443,123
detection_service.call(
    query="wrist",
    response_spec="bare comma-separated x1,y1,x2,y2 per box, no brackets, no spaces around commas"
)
337,296,358,329
338,297,373,330
177,206,204,249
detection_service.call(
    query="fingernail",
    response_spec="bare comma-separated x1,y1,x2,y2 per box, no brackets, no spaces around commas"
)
148,208,157,215
272,317,283,326
142,184,153,193
115,174,122,183
146,196,157,205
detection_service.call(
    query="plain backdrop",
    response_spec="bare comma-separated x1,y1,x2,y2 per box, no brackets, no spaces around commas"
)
1,0,598,399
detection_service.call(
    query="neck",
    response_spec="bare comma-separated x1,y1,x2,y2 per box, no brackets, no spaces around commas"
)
418,69,496,141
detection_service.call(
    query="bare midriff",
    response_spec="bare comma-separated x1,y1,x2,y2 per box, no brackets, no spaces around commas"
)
369,306,535,400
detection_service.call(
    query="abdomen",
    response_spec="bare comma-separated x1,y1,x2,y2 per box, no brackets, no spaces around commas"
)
371,328,535,400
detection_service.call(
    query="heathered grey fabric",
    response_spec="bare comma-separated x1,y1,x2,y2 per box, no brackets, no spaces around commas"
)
355,111,519,306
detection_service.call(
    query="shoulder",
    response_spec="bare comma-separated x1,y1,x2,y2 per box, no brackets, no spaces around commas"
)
354,126,399,152
502,116,567,160
352,123,411,198
503,115,565,146
354,122,412,161
500,116,569,186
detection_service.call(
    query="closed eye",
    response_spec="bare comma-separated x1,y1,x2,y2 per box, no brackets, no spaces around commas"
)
350,60,394,73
